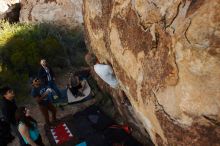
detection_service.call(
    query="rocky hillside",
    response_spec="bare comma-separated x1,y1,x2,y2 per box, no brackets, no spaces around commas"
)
19,0,83,28
83,0,220,145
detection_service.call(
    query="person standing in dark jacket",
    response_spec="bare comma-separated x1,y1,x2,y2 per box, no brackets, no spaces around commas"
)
1,87,17,125
38,59,61,98
0,86,25,146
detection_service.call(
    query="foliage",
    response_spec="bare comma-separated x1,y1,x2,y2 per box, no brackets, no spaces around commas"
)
0,21,88,98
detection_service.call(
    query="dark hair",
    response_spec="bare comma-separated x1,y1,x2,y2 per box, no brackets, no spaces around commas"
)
31,78,42,87
0,86,12,96
15,107,37,129
31,78,39,84
85,52,98,66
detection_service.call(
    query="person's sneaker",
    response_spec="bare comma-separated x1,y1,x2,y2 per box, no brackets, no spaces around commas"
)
53,95,59,100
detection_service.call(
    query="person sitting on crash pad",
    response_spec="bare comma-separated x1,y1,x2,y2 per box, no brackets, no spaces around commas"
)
67,72,86,97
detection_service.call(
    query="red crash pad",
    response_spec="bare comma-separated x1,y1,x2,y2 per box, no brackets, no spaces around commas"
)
50,123,74,145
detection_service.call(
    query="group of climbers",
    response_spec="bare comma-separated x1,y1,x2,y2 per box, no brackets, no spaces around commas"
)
0,59,61,146
0,52,121,146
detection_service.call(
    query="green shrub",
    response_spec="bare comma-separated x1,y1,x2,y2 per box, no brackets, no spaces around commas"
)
0,21,88,98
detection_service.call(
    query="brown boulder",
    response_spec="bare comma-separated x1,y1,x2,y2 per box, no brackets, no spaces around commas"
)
83,0,220,145
19,0,83,28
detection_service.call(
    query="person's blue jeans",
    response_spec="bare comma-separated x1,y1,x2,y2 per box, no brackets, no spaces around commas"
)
48,81,61,97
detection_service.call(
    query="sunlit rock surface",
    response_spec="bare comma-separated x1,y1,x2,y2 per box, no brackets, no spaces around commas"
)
19,0,83,28
0,0,19,13
83,0,220,145
0,0,20,23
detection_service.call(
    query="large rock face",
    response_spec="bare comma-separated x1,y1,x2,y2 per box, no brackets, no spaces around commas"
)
19,0,83,28
83,0,220,145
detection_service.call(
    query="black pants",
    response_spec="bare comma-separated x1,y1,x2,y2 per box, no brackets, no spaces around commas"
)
70,84,82,96
24,135,45,146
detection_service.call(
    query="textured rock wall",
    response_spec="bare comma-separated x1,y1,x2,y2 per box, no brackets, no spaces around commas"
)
19,0,83,28
0,0,20,13
84,61,153,145
0,0,21,23
83,0,220,145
